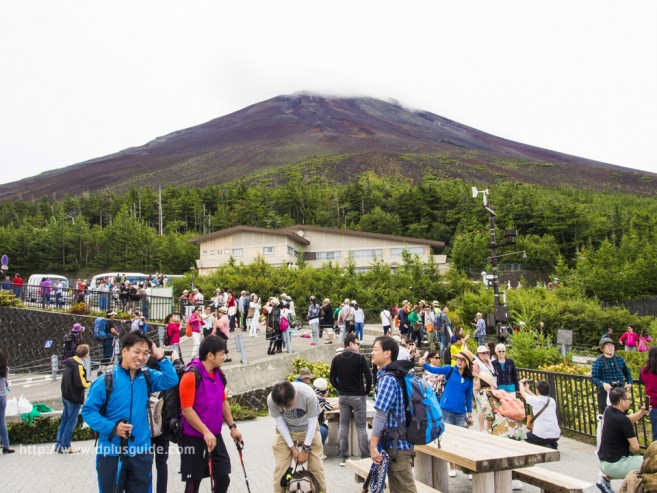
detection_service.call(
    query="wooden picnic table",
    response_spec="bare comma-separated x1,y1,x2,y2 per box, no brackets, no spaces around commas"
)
415,423,559,493
324,396,375,457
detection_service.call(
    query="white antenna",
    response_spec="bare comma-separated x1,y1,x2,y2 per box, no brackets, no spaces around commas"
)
471,186,489,206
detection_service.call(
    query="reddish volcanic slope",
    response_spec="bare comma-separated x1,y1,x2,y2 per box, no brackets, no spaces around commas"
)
1,94,654,199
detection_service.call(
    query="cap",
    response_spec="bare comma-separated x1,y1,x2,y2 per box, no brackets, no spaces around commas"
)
107,311,117,317
476,345,490,354
296,368,315,380
313,377,328,391
71,323,84,333
392,335,402,343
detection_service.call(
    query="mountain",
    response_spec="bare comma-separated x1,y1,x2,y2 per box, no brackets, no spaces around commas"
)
1,94,655,200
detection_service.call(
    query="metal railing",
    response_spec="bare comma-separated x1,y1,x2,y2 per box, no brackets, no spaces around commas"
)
517,368,652,449
4,283,174,321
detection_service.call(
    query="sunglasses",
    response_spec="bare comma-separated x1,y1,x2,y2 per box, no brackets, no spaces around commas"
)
496,350,506,353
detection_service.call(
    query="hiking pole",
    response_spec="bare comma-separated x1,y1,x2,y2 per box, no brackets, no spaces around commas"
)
235,440,252,493
207,446,215,493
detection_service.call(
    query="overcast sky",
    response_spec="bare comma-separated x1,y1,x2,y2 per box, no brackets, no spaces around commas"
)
1,1,655,186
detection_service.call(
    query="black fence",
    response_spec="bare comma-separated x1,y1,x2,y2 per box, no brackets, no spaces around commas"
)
4,283,174,321
517,368,652,449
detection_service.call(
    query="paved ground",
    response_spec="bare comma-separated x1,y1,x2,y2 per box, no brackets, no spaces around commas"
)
1,413,621,492
4,324,622,492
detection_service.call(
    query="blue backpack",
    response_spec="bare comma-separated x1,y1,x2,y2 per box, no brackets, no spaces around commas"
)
93,317,108,341
382,360,445,453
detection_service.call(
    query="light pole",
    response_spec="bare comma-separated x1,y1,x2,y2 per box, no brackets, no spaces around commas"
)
472,187,526,341
190,266,195,290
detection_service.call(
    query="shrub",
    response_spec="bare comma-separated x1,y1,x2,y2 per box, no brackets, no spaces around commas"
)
0,290,23,307
538,362,590,375
617,350,649,379
229,401,258,421
289,357,335,396
507,327,562,369
68,302,90,315
8,415,94,444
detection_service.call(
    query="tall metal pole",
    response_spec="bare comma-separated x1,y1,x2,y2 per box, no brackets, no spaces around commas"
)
488,199,501,324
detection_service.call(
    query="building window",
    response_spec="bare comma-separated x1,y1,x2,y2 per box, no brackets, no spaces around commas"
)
316,251,341,261
232,248,243,257
355,267,370,274
287,246,300,258
390,247,424,256
263,246,275,255
351,249,383,259
209,250,216,256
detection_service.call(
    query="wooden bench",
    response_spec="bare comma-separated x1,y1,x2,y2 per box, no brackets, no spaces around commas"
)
346,458,442,493
512,466,597,493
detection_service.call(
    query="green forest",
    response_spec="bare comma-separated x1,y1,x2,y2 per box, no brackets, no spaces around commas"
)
2,171,657,307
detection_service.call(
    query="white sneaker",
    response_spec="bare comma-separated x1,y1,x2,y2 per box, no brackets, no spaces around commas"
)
448,470,456,478
512,479,523,490
468,474,472,480
339,458,347,467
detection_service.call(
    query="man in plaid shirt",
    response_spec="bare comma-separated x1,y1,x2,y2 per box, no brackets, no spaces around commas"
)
369,336,417,493
591,337,633,414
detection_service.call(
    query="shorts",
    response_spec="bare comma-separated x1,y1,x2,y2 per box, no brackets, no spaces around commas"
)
180,434,231,482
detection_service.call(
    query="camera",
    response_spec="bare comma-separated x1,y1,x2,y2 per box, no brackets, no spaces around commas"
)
163,349,173,356
610,381,624,388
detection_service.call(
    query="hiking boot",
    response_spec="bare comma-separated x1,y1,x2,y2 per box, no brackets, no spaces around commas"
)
596,475,614,493
2,447,15,454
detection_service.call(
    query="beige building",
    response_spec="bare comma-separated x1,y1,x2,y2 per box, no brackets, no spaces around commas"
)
190,225,447,276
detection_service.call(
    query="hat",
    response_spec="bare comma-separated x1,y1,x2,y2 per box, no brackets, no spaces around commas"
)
476,312,482,317
219,306,228,313
476,345,490,355
344,298,350,304
432,300,440,307
107,311,117,317
402,300,410,305
313,377,328,391
392,335,402,343
71,323,84,333
323,298,330,304
599,337,615,349
453,348,475,368
351,299,357,305
476,372,496,388
419,300,427,306
296,368,314,380
270,297,280,306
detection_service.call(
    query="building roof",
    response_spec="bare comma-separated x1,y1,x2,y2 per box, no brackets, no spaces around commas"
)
281,225,445,250
189,225,444,250
188,225,310,246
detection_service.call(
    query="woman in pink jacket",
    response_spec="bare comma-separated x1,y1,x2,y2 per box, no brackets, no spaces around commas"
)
619,325,639,351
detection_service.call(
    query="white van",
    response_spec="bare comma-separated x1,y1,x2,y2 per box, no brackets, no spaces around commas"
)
25,274,70,302
88,272,150,290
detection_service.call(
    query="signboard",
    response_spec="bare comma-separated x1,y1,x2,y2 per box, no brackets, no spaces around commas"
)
44,340,53,349
556,329,573,346
1,255,7,270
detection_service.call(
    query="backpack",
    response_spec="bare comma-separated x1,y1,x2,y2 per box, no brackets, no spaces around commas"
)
382,359,445,455
280,316,289,332
412,321,422,333
284,464,321,493
163,329,171,346
62,333,77,362
93,317,108,341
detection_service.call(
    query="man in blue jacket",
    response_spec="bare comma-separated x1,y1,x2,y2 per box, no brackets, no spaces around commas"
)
82,331,178,493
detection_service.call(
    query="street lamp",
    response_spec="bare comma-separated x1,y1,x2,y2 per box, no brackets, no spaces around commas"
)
472,187,526,341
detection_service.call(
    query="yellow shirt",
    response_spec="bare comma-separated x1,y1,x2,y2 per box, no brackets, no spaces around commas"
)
450,344,462,366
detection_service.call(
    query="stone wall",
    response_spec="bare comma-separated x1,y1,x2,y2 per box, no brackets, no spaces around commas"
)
0,306,161,371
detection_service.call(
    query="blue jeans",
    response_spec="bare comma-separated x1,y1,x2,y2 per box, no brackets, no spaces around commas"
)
354,322,364,341
0,395,9,447
477,335,486,347
55,398,81,450
442,408,468,428
320,423,328,445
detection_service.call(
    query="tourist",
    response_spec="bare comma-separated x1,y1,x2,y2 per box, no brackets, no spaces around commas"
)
320,298,334,344
268,380,326,493
472,345,497,432
329,333,372,466
591,337,633,415
312,378,333,446
55,344,91,453
596,387,648,493
307,296,321,346
82,332,178,493
248,295,261,337
639,347,657,442
492,343,519,395
620,326,639,352
380,306,393,337
264,297,283,355
188,305,203,360
0,348,14,453
519,379,560,449
369,336,417,493
474,312,487,346
353,301,365,342
179,336,242,493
